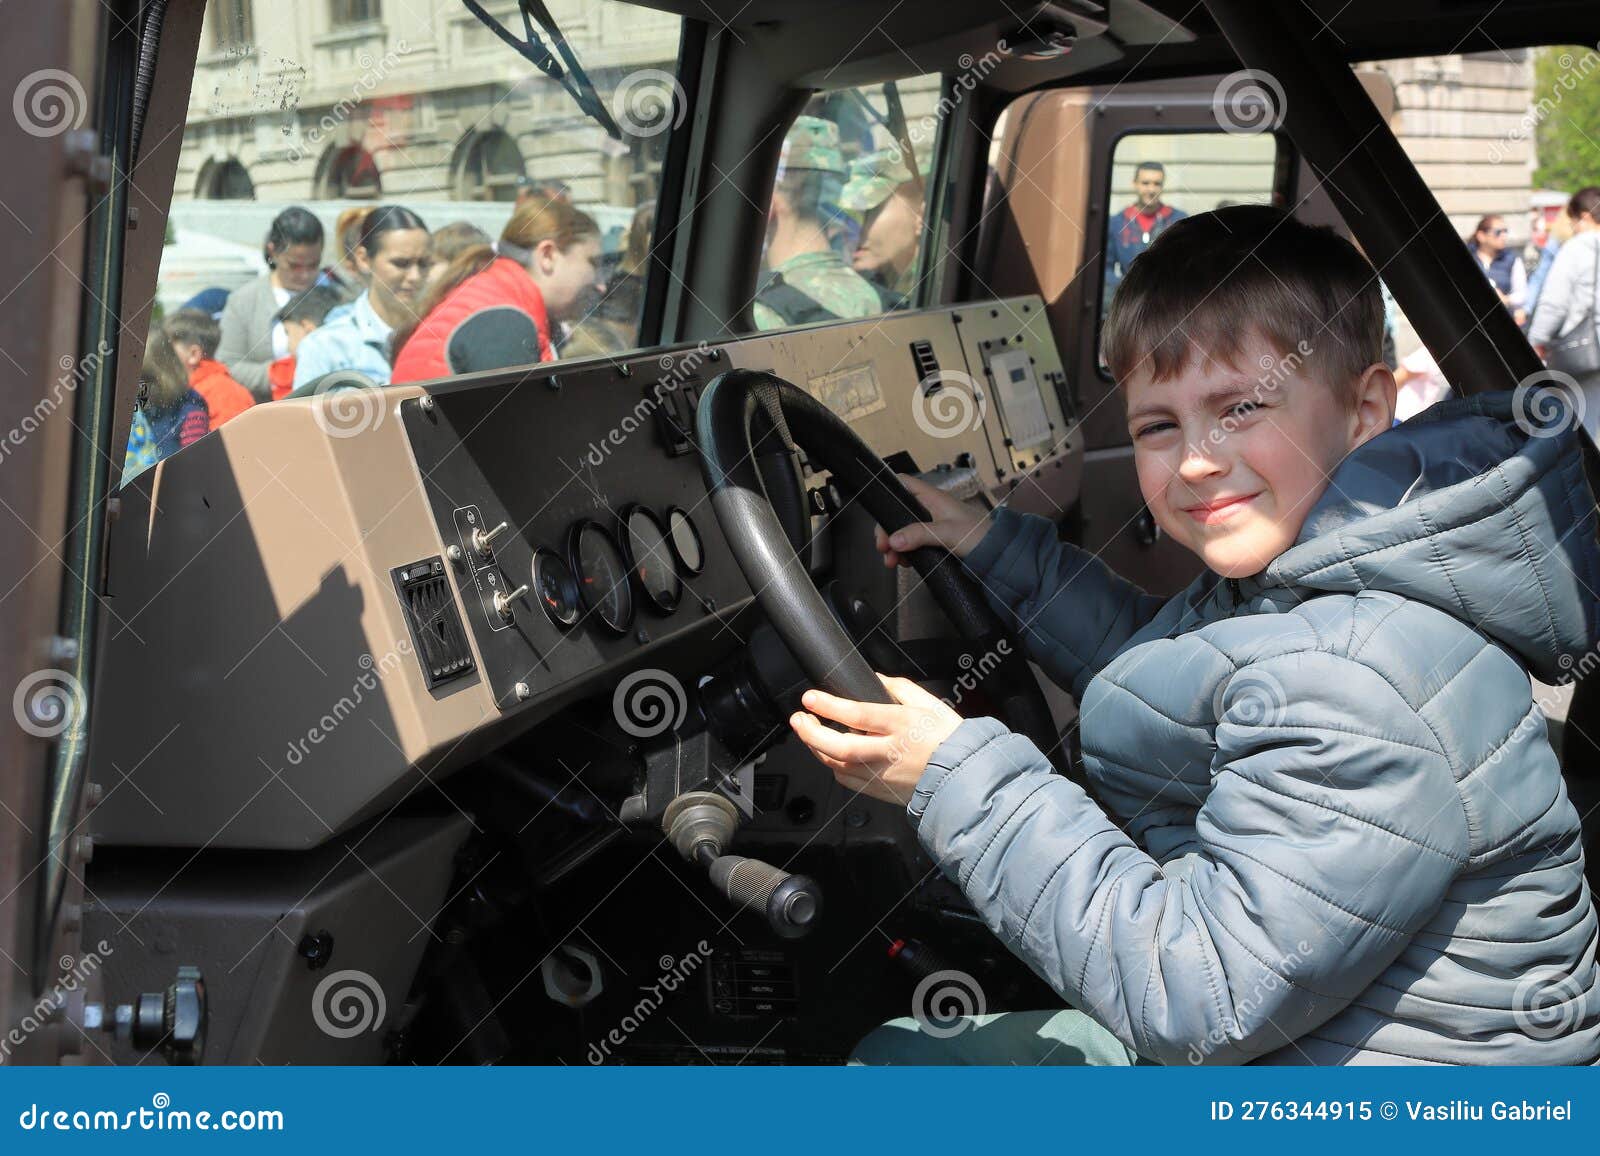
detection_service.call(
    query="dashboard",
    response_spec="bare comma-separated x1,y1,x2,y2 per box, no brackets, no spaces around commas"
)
88,297,1080,849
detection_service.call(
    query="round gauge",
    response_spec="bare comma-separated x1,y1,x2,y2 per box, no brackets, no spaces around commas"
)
666,506,704,575
623,505,683,614
531,548,581,629
568,520,634,635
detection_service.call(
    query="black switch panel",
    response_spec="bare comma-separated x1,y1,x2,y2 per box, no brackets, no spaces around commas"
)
392,556,476,689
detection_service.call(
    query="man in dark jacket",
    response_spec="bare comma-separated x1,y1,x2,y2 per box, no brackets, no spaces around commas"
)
1104,160,1187,301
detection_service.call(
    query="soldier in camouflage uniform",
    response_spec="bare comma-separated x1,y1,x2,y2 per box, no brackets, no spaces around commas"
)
753,116,882,330
839,146,931,312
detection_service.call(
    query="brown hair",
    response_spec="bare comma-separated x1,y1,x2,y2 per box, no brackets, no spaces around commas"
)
335,206,372,263
1569,186,1600,224
1465,214,1504,248
429,220,491,268
391,199,599,360
164,307,221,359
141,322,193,412
1102,205,1383,409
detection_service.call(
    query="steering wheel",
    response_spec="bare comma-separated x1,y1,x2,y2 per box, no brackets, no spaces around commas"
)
695,368,1061,764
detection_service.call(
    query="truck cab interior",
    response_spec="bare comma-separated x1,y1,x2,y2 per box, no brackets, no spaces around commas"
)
3,0,1598,1065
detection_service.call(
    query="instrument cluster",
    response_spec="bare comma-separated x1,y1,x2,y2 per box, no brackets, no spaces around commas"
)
531,504,705,636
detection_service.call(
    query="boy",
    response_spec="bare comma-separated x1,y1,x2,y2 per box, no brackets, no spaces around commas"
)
790,206,1600,1065
164,308,254,431
269,285,344,400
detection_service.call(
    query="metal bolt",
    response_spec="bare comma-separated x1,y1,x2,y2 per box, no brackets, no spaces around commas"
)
49,635,79,662
418,395,436,415
446,544,464,563
515,681,532,701
82,1003,105,1031
297,930,334,971
73,835,94,864
845,809,870,828
547,374,562,390
618,363,632,377
86,781,104,807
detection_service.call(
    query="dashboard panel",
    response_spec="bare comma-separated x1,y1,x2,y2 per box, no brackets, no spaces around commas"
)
88,297,1078,849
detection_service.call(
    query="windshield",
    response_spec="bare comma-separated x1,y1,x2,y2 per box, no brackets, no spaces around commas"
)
133,0,684,477
746,75,945,333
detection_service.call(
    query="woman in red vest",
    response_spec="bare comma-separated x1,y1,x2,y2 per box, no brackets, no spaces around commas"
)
390,200,600,383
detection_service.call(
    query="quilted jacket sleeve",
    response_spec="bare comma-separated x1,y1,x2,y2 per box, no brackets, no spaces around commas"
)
963,506,1168,700
909,646,1472,1064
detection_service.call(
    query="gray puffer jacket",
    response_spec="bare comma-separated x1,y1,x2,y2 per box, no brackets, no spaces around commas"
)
912,391,1600,1064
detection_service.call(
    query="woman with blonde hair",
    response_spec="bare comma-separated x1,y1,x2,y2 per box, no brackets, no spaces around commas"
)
390,199,600,383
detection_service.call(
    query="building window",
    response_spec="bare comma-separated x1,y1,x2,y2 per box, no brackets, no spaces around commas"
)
329,0,381,26
316,144,382,199
454,130,527,202
206,0,254,50
196,157,256,200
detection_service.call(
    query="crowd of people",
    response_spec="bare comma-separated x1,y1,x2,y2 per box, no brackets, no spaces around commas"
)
126,111,931,479
1096,157,1600,432
125,184,641,480
126,136,1600,482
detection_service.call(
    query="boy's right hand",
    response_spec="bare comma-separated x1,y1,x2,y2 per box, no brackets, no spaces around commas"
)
875,473,994,568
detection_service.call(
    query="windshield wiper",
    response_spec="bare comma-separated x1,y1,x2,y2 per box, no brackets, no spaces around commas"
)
462,0,624,140
847,82,925,202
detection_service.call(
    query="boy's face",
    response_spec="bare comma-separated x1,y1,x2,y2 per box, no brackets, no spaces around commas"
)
1124,332,1392,579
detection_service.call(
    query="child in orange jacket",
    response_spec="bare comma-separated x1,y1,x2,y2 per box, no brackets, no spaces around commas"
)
165,308,255,431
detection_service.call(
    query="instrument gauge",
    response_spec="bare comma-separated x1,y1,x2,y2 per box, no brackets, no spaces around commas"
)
622,505,683,614
531,548,581,629
665,506,705,575
568,520,634,635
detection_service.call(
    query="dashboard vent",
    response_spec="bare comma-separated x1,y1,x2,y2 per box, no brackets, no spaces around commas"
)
909,339,941,393
392,557,475,689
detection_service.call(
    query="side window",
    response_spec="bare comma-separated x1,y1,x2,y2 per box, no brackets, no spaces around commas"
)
747,76,943,333
1098,131,1278,362
135,0,684,478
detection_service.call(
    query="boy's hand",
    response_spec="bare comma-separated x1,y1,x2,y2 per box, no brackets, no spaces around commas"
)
875,474,993,568
788,675,963,807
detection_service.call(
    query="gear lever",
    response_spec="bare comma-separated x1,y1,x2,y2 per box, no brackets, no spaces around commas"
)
663,793,821,938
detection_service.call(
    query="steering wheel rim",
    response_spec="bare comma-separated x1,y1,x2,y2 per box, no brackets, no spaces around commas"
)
695,368,1061,763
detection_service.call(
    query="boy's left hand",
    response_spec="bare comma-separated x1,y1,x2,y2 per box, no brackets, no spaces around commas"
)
788,675,963,807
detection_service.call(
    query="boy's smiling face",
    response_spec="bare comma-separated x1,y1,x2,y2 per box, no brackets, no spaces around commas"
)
1125,332,1394,579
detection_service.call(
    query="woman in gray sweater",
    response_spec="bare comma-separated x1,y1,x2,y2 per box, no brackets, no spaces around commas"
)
1528,186,1600,441
215,207,326,400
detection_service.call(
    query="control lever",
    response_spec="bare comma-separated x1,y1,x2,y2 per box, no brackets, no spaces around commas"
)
85,965,208,1064
663,793,821,939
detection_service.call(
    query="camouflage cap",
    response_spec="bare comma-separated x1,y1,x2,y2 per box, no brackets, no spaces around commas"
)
839,146,931,212
778,115,845,176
